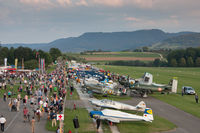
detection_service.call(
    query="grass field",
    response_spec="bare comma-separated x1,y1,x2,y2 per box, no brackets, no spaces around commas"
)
46,119,60,132
81,52,160,58
66,87,80,100
97,65,200,118
64,108,96,133
117,115,176,133
82,52,160,62
65,52,160,62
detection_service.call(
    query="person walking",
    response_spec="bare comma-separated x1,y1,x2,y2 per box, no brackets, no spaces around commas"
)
23,107,29,122
96,117,101,132
3,93,6,102
0,115,6,132
181,89,184,96
195,93,199,103
16,99,20,111
31,117,35,133
8,99,13,111
36,108,41,122
51,110,57,127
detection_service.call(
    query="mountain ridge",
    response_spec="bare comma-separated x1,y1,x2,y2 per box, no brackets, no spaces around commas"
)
2,29,198,52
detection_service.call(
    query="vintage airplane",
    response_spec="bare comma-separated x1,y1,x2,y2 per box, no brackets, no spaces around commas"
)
84,77,118,95
90,108,154,123
89,99,146,112
130,72,178,97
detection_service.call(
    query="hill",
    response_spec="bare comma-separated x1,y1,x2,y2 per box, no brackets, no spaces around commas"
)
150,33,200,49
2,29,196,52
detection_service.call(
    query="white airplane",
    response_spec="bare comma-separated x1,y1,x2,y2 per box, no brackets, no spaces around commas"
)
90,108,154,123
89,99,146,112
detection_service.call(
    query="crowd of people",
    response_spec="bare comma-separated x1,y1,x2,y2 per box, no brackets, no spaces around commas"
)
0,62,68,133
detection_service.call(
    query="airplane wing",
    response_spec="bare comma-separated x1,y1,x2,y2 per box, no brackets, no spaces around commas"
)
106,118,120,123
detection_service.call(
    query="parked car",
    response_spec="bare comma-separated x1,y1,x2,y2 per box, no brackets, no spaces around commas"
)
182,86,196,95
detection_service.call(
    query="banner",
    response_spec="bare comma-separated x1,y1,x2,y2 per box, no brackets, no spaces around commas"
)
15,58,18,69
4,58,7,67
22,58,24,70
40,58,45,73
43,58,45,71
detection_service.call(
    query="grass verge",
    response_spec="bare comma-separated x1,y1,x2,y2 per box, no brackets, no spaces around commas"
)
64,108,95,133
116,115,176,133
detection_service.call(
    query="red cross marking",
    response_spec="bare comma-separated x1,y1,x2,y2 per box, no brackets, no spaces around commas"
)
58,115,62,120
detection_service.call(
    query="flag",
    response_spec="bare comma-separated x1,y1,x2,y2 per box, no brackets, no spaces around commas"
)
36,52,39,58
4,58,7,67
15,58,18,69
43,58,45,71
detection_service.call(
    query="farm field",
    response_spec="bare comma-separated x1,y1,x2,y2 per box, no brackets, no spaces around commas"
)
85,57,156,61
97,65,200,118
82,52,160,61
81,52,160,57
65,52,161,62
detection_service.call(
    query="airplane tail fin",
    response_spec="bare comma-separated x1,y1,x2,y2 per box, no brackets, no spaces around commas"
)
171,78,178,93
136,101,146,111
143,108,154,122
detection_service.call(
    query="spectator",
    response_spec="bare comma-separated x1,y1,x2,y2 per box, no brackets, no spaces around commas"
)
51,110,57,127
31,117,35,133
0,115,6,132
36,108,41,122
195,94,199,103
23,107,28,122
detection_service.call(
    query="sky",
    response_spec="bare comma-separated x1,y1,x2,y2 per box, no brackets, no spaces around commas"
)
0,0,200,44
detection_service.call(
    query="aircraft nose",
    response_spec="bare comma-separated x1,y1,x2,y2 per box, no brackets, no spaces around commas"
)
90,111,95,118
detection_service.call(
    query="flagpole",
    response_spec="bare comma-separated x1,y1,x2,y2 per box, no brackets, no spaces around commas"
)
38,55,40,74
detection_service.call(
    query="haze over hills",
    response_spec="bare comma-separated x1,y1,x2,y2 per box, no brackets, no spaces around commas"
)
150,33,200,50
2,29,198,52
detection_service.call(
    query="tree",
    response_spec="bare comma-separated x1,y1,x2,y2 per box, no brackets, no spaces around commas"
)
24,59,38,69
49,48,62,61
178,57,186,67
187,57,194,67
0,47,9,65
186,47,196,59
142,47,149,52
153,58,161,67
43,52,53,66
169,58,177,67
8,47,15,65
195,57,200,67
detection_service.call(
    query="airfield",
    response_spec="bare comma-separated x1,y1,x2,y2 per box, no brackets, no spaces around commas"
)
0,52,200,133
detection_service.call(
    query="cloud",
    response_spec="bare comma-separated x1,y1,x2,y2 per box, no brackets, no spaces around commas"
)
19,0,72,7
57,0,71,6
125,17,141,22
127,0,154,8
92,0,123,7
76,0,88,6
19,0,52,5
125,17,180,30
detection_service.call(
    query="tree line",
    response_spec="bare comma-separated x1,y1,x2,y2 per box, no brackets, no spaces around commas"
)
0,46,62,69
167,47,200,67
107,47,200,67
